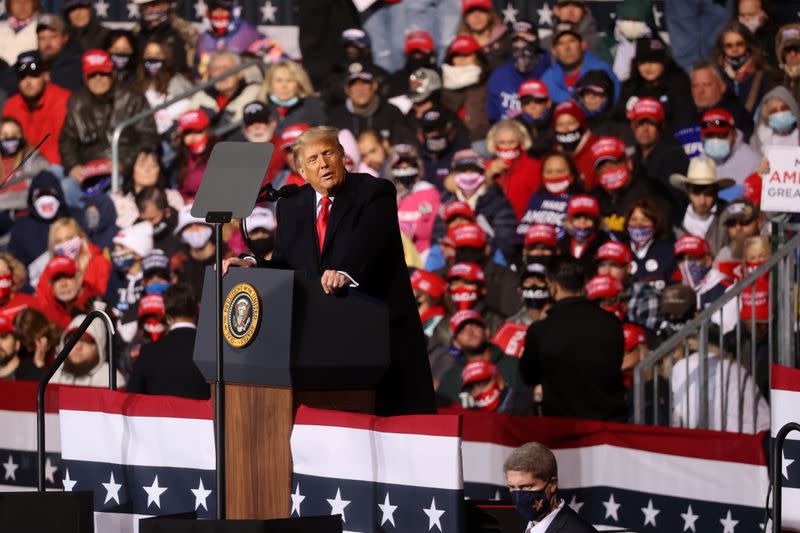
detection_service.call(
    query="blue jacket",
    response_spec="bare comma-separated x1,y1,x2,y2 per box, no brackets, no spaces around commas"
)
487,55,552,122
540,51,620,105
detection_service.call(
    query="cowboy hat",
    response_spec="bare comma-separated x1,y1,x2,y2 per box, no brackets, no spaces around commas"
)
669,157,735,191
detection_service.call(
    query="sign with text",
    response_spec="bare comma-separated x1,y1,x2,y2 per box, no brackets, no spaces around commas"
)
761,145,800,212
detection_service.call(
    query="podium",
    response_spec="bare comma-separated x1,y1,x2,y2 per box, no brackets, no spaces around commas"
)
193,267,390,520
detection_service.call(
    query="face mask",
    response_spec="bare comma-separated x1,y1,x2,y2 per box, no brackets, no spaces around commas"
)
512,45,538,73
186,133,209,155
543,174,572,194
142,7,169,29
555,129,582,153
471,384,502,412
145,280,170,295
250,236,274,256
392,166,420,187
628,224,654,245
455,247,485,265
269,94,299,108
0,274,13,301
511,484,551,523
784,64,800,79
496,146,521,162
523,287,551,309
209,10,231,36
111,250,136,271
450,286,479,310
143,59,163,76
34,195,60,220
0,137,22,156
619,19,648,40
182,226,213,249
143,317,165,342
110,53,132,71
725,50,750,70
441,63,482,90
453,171,485,196
703,138,731,161
739,16,762,33
598,166,631,192
572,226,594,243
768,110,797,133
425,135,448,153
54,236,82,260
680,259,709,288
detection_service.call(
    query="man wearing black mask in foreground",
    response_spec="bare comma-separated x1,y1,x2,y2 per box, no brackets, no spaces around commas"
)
506,262,553,327
241,207,276,261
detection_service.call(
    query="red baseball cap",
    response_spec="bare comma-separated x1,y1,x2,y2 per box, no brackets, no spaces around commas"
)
627,97,664,123
524,224,557,248
623,323,646,353
519,79,549,99
553,99,588,130
744,173,762,207
447,262,486,283
448,35,481,57
443,201,476,222
138,294,165,318
701,108,735,136
177,109,210,134
585,274,624,300
47,256,77,279
448,223,486,249
674,234,710,258
278,123,310,152
461,359,497,387
449,309,484,334
82,49,112,76
567,194,600,218
410,270,446,300
462,0,492,12
590,136,627,169
405,30,434,54
595,241,632,265
0,314,14,336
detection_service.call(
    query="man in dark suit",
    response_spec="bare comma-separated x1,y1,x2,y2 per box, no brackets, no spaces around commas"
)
224,126,435,415
519,255,627,421
504,442,597,533
127,283,210,400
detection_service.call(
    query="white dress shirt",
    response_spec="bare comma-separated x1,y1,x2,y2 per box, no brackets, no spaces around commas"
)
312,192,358,287
525,499,564,533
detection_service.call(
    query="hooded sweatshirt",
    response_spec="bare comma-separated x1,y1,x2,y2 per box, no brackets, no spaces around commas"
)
49,314,126,388
750,85,800,154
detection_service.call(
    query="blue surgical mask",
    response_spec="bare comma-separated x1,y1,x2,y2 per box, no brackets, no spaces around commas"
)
145,280,170,295
703,138,731,161
768,111,797,134
628,225,654,246
680,259,709,288
510,484,551,523
269,94,299,108
112,250,136,271
572,226,594,243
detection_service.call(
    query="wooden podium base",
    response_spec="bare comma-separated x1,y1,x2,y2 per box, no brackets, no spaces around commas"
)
219,384,375,520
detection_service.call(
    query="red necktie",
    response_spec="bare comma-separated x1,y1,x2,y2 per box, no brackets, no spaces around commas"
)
316,196,332,252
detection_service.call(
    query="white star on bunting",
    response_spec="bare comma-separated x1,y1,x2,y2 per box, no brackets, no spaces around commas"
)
261,1,278,23
501,2,518,24
568,494,583,513
290,483,305,517
680,504,699,532
44,457,58,484
94,0,109,18
537,3,554,27
652,5,664,28
641,499,660,526
194,0,207,19
720,510,739,533
126,2,139,19
191,478,212,511
602,493,620,521
62,469,77,492
143,475,168,509
327,488,351,522
378,492,398,526
2,455,18,481
102,472,122,505
783,449,794,479
423,497,445,531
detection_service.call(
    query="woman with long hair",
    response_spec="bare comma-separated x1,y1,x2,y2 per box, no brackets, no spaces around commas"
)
136,38,192,137
257,60,327,133
0,117,50,212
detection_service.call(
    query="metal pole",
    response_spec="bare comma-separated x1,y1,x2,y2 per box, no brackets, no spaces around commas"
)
633,363,645,424
214,222,226,518
698,322,709,430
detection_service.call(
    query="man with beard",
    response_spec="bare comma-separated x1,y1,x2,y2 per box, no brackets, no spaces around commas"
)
36,14,83,91
2,51,71,165
0,314,31,381
487,20,551,122
235,100,277,143
50,313,126,387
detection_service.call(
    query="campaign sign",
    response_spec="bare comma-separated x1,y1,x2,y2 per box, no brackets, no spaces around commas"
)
761,145,800,212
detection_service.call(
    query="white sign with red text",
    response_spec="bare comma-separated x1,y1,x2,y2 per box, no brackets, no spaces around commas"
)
761,145,800,212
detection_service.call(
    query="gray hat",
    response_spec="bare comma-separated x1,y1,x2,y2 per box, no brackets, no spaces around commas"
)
408,68,442,104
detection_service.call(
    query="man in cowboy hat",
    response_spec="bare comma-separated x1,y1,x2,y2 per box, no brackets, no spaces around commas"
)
669,157,734,255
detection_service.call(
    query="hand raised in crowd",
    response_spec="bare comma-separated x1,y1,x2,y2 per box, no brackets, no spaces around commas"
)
485,158,509,178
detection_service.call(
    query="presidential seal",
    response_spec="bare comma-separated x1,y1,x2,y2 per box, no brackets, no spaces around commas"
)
222,283,261,348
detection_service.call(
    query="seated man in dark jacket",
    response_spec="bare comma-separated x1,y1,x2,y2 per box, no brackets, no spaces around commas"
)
127,283,210,400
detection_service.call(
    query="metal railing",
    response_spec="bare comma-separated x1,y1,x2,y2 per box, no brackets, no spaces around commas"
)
111,59,261,193
633,228,800,431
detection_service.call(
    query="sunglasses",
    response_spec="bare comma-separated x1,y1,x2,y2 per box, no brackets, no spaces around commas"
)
521,96,549,105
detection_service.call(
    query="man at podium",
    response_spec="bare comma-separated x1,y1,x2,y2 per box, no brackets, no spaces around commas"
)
225,126,436,415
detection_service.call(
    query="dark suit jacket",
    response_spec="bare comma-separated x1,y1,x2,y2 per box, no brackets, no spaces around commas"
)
544,505,598,533
265,172,436,415
520,297,628,421
127,327,210,400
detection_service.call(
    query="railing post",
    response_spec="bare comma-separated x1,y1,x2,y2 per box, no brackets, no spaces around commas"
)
633,364,645,424
698,322,709,430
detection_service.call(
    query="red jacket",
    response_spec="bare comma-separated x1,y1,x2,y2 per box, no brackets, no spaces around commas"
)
37,242,111,301
570,132,599,191
2,83,71,165
492,152,542,220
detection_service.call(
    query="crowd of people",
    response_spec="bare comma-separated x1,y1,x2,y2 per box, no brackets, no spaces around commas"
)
0,0,795,432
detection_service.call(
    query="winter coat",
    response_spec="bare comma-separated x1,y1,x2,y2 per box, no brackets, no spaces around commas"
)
189,81,261,133
49,314,127,388
489,152,542,220
566,131,601,190
486,55,552,122
397,181,442,256
473,23,511,72
713,130,762,186
576,70,634,144
36,238,111,305
541,52,620,105
46,39,84,92
558,230,612,276
327,99,416,145
0,15,39,65
79,193,119,253
681,89,755,140
2,82,71,165
750,85,800,153
132,15,198,76
442,80,491,142
540,10,600,52
632,138,690,224
58,85,159,174
144,74,193,135
591,174,674,241
721,61,779,118
67,14,110,52
0,152,51,211
615,63,693,137
195,19,262,80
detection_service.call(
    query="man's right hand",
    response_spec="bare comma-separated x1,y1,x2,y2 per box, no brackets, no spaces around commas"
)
221,257,255,276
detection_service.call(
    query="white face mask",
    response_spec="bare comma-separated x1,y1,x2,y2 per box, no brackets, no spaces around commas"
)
34,195,60,220
619,19,648,40
442,63,482,90
54,236,83,260
182,226,213,249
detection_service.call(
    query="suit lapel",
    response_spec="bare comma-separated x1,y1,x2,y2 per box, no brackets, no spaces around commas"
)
321,174,355,257
296,187,320,267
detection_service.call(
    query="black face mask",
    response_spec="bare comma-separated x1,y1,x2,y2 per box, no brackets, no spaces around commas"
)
392,166,420,188
455,247,485,265
555,129,583,153
522,287,552,310
250,236,275,256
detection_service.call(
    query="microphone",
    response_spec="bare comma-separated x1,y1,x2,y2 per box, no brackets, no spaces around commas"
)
256,183,300,203
1,133,50,190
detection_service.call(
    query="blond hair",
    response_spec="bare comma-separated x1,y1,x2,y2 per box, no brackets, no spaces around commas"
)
0,252,27,292
292,126,344,167
259,60,316,101
744,235,771,262
486,119,533,153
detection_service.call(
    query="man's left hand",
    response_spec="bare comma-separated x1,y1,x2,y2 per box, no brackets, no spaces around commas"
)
321,270,349,294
